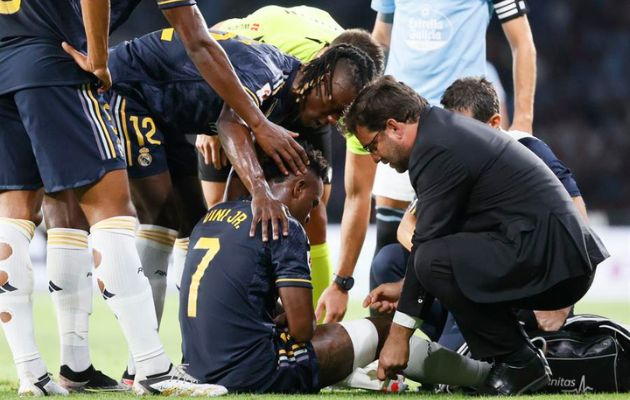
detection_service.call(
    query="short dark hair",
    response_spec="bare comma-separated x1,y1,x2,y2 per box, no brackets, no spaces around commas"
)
260,143,329,183
295,44,377,104
331,29,385,75
440,77,499,123
344,75,428,134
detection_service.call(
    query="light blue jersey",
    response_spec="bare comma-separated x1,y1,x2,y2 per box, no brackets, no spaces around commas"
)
372,0,527,105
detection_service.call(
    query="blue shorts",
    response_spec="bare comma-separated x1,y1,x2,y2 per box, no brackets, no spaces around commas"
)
0,84,126,192
263,330,319,394
107,92,197,179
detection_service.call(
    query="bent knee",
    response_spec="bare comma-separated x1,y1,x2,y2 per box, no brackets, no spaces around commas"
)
413,240,452,285
370,243,407,286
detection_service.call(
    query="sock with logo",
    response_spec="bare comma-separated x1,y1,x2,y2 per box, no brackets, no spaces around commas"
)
91,216,170,378
172,238,189,291
47,228,93,373
0,218,48,382
136,225,177,325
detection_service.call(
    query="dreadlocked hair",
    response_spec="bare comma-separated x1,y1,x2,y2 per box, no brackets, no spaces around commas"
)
295,43,377,104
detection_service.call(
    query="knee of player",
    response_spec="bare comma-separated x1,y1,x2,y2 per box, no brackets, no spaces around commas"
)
370,243,406,286
413,240,450,285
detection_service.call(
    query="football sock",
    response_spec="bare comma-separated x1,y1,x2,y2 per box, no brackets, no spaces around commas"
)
403,336,490,386
91,216,170,378
47,228,92,373
339,319,379,370
0,218,47,381
374,206,404,257
173,238,189,291
136,225,177,325
310,243,331,307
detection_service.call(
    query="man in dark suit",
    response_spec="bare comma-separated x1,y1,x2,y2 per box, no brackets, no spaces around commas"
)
344,76,608,395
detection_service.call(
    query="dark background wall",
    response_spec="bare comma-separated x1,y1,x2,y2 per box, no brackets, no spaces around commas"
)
112,0,630,223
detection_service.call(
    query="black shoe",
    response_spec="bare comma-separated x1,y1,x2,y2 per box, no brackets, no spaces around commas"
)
120,368,135,389
59,364,126,392
478,348,551,395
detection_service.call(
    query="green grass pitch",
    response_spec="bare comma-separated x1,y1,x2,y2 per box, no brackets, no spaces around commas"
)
1,295,628,399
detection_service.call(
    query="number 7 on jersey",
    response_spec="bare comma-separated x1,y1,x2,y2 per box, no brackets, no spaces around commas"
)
187,237,220,317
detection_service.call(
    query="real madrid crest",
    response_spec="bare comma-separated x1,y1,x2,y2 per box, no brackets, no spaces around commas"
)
138,147,152,167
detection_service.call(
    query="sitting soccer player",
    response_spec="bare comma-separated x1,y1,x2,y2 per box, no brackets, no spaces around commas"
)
179,146,490,393
366,77,589,346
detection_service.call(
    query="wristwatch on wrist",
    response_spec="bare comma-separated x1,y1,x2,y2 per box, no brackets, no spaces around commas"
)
333,274,354,291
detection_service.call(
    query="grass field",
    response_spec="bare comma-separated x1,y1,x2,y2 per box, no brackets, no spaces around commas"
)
1,295,628,399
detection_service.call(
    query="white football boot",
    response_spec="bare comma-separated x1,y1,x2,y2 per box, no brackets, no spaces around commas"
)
133,364,227,397
18,372,69,397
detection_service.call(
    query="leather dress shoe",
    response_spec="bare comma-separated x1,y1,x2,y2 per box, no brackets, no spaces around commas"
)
477,348,551,395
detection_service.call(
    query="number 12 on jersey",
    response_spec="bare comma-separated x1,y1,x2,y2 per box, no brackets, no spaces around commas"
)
187,237,220,318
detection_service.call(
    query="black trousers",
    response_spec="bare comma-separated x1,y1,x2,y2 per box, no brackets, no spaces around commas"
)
412,237,594,360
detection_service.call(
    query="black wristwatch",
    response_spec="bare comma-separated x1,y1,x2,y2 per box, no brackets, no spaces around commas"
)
333,274,355,291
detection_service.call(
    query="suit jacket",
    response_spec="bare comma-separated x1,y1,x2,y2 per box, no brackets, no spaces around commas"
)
400,107,608,311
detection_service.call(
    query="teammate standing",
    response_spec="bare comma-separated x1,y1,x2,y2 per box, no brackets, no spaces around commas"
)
0,0,287,395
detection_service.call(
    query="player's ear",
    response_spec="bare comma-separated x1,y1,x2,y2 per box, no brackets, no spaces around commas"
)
292,178,307,199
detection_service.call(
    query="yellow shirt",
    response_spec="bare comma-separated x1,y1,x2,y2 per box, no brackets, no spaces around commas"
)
217,5,369,155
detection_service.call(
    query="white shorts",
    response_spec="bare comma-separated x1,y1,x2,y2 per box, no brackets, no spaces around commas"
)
372,163,415,202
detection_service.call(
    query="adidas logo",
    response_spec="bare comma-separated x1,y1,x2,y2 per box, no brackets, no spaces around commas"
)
154,270,167,277
48,281,63,293
0,282,17,294
102,289,115,300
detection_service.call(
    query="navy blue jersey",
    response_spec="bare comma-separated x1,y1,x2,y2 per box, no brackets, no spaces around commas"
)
0,0,90,94
0,0,196,95
109,29,301,135
518,136,581,197
180,201,312,392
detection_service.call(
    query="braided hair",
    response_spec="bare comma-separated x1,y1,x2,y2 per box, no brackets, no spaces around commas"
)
295,44,377,104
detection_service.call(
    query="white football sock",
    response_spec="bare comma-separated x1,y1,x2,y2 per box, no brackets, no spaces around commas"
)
403,336,490,387
47,228,93,373
136,225,176,325
91,216,171,378
339,319,379,370
173,238,189,291
0,218,47,382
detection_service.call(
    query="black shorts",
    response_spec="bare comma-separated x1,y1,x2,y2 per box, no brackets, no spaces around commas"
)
0,84,126,192
198,126,333,184
107,92,197,179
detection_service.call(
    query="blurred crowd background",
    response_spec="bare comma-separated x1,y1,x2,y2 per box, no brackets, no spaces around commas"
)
111,0,630,224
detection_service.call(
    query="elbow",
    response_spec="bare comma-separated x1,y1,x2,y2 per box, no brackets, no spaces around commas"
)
183,35,214,57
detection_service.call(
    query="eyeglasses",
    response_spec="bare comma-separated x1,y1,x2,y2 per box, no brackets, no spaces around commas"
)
362,131,382,154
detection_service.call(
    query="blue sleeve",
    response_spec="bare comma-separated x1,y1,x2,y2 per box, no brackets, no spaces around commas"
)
371,0,395,14
269,219,312,289
155,0,195,10
226,41,296,107
519,137,582,197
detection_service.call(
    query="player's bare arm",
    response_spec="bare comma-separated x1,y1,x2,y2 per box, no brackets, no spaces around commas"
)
161,5,309,175
317,152,376,323
216,104,289,242
372,12,393,60
502,15,537,133
279,287,315,343
63,0,111,91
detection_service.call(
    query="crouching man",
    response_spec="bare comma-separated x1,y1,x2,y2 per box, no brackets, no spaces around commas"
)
179,146,489,393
